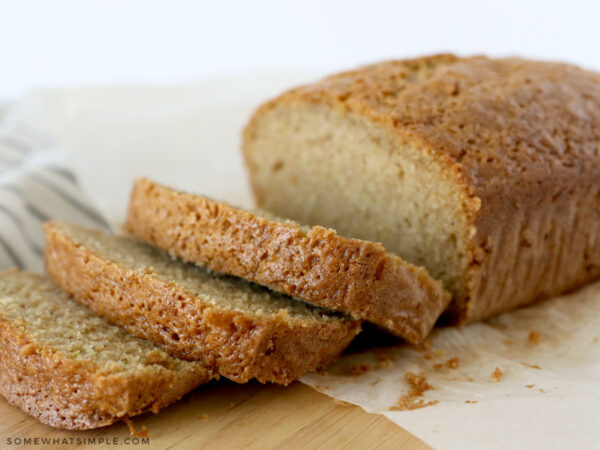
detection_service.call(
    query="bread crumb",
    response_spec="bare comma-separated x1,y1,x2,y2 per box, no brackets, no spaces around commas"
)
465,400,478,404
376,352,394,368
593,337,599,343
539,388,547,393
433,357,459,371
405,372,432,393
504,338,514,345
19,344,36,356
200,414,208,420
144,348,169,365
411,339,433,352
349,363,371,375
525,384,535,389
491,367,504,382
151,403,161,414
334,399,353,407
388,372,437,411
520,362,542,369
528,331,542,345
123,417,149,438
389,399,439,411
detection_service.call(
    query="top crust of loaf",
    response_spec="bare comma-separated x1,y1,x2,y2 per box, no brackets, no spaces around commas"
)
126,178,450,343
244,54,600,321
248,54,600,203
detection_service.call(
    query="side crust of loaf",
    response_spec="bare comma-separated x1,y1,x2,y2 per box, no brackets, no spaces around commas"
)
43,223,361,385
125,178,450,343
0,315,210,430
242,54,600,323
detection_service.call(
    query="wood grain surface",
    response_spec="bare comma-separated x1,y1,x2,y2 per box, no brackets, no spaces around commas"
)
0,380,428,450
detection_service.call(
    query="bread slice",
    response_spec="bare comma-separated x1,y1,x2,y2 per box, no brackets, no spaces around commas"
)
242,54,600,323
0,269,212,430
125,178,450,343
44,221,360,385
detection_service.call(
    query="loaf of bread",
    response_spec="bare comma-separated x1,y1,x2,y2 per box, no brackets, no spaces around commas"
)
125,178,449,343
44,221,360,385
242,54,600,322
0,269,212,430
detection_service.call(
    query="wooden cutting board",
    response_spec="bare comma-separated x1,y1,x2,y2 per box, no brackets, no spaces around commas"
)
0,380,428,449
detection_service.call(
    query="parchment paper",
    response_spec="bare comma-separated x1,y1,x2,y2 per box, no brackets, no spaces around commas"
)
15,77,600,449
302,284,600,449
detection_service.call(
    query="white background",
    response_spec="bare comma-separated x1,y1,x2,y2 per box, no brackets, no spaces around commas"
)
1,0,600,96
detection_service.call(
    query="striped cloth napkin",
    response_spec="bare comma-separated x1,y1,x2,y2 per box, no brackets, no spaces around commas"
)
0,103,109,273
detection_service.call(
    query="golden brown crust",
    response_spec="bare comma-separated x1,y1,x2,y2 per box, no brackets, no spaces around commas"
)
244,54,600,322
44,222,361,385
125,178,450,343
250,54,600,199
0,310,210,430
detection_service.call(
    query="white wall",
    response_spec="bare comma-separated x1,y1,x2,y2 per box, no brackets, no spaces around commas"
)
1,0,599,96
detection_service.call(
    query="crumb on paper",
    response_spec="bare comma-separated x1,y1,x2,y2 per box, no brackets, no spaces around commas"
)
369,379,380,387
593,337,599,343
123,417,149,438
405,372,433,394
411,339,433,353
465,400,478,404
200,414,208,420
334,399,353,407
539,388,547,393
423,340,433,351
349,362,371,375
525,384,535,389
504,338,515,345
528,331,542,345
376,352,394,368
521,362,542,369
491,367,504,382
389,398,439,411
313,385,324,392
388,372,438,411
433,357,460,371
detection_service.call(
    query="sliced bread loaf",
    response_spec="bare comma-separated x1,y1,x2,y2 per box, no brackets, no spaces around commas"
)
44,221,360,385
0,269,212,430
125,178,450,343
242,55,600,323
